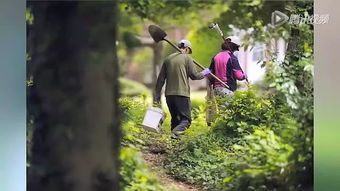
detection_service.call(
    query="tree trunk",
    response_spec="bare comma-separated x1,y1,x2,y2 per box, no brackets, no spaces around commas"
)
27,2,120,191
152,43,163,101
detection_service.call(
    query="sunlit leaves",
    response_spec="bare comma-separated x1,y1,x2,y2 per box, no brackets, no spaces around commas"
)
26,8,34,25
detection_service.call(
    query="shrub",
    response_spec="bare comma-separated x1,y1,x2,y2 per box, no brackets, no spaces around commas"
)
119,97,173,190
213,89,297,142
165,89,299,190
120,147,168,191
121,89,304,191
165,106,229,190
165,131,231,190
120,96,147,124
223,128,295,191
120,96,172,150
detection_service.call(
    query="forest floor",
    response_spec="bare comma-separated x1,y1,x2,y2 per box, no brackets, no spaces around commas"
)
142,150,198,191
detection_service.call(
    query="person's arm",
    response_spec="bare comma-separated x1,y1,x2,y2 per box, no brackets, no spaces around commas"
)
209,58,215,73
230,56,246,80
155,61,167,96
188,57,204,80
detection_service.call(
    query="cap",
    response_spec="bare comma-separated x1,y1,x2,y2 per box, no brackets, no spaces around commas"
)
178,39,192,53
226,36,241,46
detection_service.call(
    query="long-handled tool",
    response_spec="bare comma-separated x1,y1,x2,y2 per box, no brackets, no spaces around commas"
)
148,25,230,89
208,23,225,41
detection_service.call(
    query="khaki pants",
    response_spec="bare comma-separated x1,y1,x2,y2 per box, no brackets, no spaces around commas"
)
214,87,234,97
206,85,234,126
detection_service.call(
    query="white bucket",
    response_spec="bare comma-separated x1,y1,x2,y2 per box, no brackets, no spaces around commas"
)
142,106,165,132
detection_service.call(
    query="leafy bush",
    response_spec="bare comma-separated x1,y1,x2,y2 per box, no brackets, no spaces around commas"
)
213,89,297,140
263,3,314,187
164,89,299,190
120,96,148,147
119,97,172,190
224,129,295,191
120,89,307,191
120,147,168,191
165,131,230,190
120,96,147,124
164,106,229,190
120,96,173,149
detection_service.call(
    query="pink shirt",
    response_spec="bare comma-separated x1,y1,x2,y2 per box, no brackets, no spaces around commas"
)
213,51,230,87
212,51,245,88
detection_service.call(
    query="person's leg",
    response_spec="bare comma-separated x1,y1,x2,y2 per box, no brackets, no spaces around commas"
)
213,87,234,114
206,84,217,126
166,96,180,131
214,87,234,97
172,96,191,135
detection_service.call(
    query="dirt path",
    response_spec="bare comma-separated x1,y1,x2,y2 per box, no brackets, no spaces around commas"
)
143,151,198,191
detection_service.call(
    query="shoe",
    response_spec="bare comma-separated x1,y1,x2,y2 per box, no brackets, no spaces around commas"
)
172,130,185,136
171,134,179,139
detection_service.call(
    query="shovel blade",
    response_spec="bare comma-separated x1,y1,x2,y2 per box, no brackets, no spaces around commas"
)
148,25,167,43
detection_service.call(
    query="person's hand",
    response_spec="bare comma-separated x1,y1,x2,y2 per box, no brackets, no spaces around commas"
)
201,68,211,76
243,73,250,85
154,94,161,104
243,73,248,80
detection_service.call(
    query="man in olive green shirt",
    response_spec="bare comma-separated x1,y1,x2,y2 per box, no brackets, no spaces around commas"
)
154,39,211,137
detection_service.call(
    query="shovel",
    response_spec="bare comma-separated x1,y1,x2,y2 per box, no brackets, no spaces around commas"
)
148,25,230,89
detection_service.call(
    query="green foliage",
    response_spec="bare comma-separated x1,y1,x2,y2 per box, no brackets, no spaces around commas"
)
187,29,221,67
264,2,314,188
165,108,228,190
119,77,150,97
120,96,147,123
120,96,173,150
164,89,299,190
120,147,168,191
120,96,148,146
26,8,34,25
120,97,174,190
213,89,297,140
165,133,230,190
121,0,216,25
224,129,295,191
190,91,207,119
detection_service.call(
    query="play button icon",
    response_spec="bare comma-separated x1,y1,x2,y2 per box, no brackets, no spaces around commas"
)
271,10,289,27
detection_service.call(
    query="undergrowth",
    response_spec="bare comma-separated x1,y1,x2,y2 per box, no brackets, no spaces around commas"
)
164,89,303,190
120,88,310,191
119,96,171,191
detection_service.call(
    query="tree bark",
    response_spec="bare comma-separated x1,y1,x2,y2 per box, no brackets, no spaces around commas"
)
27,1,120,191
152,42,163,101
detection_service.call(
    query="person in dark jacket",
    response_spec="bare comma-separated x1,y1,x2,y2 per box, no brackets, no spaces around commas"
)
209,36,247,97
154,39,210,137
